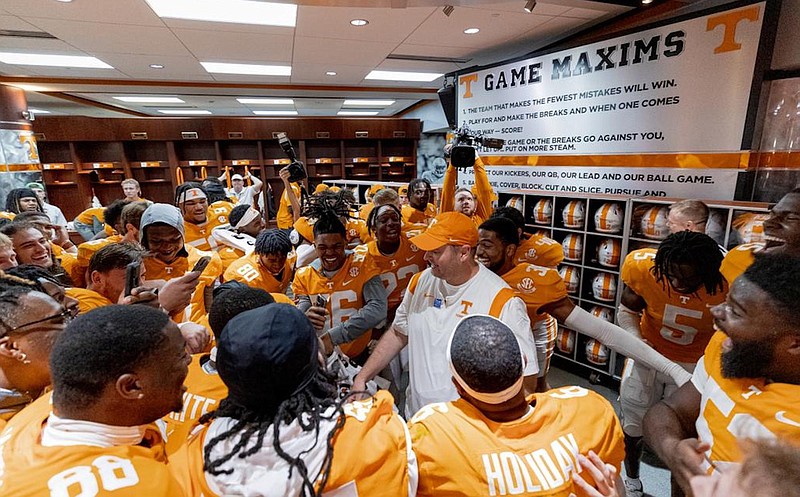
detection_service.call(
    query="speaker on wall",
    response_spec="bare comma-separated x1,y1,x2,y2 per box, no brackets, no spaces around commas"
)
437,84,457,129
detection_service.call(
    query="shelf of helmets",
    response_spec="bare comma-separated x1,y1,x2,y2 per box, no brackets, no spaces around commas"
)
323,179,444,210
498,191,632,380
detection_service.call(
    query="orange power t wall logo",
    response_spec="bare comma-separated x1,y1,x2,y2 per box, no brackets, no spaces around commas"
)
459,73,478,99
706,5,760,54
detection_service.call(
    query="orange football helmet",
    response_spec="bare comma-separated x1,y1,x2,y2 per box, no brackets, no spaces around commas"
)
533,198,553,225
594,202,623,233
562,200,586,228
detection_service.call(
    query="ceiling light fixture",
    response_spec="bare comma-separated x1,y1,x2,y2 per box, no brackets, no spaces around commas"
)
200,62,291,76
464,28,480,34
237,98,294,105
338,111,379,116
0,52,113,68
365,70,443,82
144,0,297,27
343,100,395,106
158,109,212,115
55,0,73,3
641,0,653,4
326,71,337,76
442,5,454,16
350,19,368,26
524,0,536,13
149,63,165,69
114,96,184,103
253,110,298,116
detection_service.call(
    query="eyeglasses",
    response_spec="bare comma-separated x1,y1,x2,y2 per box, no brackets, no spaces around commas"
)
4,304,78,335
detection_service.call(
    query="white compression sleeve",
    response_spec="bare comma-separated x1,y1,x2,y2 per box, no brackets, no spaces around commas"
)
564,306,691,386
617,303,644,339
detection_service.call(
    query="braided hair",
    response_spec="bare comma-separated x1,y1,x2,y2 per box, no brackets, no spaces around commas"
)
254,229,292,256
199,367,347,497
653,231,724,296
0,270,51,336
302,191,354,239
5,188,43,214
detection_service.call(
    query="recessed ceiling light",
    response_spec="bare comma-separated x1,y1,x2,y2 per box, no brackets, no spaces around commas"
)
0,52,112,69
200,62,291,76
28,108,51,114
114,96,185,103
55,0,73,3
464,28,480,34
237,98,294,105
343,100,395,106
158,109,212,115
365,70,442,82
253,110,298,116
326,71,337,76
149,63,165,69
338,111,379,116
524,0,536,13
641,0,653,3
350,19,369,26
145,0,297,27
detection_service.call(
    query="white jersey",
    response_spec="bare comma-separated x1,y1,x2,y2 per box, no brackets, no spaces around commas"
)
394,264,538,416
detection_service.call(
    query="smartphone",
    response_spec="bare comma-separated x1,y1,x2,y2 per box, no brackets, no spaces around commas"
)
191,256,211,274
124,260,141,297
316,295,328,308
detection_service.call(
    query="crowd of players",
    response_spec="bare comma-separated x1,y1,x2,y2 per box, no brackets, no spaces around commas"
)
0,156,798,497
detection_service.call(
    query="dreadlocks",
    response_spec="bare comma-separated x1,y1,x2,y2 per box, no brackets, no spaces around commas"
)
254,228,292,256
653,231,724,295
302,191,354,239
5,188,43,215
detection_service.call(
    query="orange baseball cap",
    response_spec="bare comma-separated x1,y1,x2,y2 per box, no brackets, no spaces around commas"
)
410,212,478,251
329,186,341,193
398,185,408,195
368,183,386,196
314,184,329,194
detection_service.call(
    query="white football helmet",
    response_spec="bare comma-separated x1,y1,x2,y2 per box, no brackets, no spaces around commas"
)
561,233,583,262
506,196,524,213
562,200,586,228
559,266,580,294
594,202,623,233
585,339,609,366
557,328,576,355
640,206,670,240
589,305,614,323
597,238,621,268
732,212,769,244
592,272,617,302
533,198,553,225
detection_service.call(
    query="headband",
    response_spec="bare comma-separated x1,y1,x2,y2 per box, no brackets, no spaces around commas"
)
177,188,207,205
234,207,261,229
446,314,525,405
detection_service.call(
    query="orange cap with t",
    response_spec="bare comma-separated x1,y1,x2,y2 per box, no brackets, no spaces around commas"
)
410,212,478,251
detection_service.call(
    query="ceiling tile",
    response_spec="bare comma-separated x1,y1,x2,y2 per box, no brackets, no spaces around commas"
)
0,37,78,52
160,18,294,36
562,6,617,20
26,18,191,56
173,29,294,63
2,0,163,26
0,14,44,31
88,53,214,80
294,5,435,42
293,36,398,66
290,62,375,85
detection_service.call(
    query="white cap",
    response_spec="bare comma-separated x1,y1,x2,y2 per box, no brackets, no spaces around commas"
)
231,174,244,181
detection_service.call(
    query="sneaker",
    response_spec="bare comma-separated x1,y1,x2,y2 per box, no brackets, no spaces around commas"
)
624,476,644,497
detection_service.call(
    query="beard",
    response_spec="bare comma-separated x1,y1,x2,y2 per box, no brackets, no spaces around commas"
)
720,338,774,379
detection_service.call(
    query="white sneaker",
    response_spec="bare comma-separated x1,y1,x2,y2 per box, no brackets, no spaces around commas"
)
624,476,644,497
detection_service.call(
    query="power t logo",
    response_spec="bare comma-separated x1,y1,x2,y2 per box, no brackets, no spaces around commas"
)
459,73,478,99
706,5,760,54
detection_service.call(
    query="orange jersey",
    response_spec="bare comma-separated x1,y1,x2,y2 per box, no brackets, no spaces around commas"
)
71,235,124,286
409,386,624,497
66,287,113,314
223,252,295,294
183,221,217,252
0,211,15,221
277,182,301,229
694,332,800,473
164,354,227,455
359,202,374,221
175,390,412,497
74,207,104,225
216,245,244,270
514,235,564,268
440,156,494,225
354,236,427,311
346,218,370,244
271,293,295,305
143,245,223,325
292,251,381,357
720,242,760,285
501,264,567,321
621,249,727,363
207,200,235,230
401,203,437,233
0,394,183,497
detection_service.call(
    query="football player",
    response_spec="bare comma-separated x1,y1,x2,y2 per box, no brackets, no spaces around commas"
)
0,305,189,496
401,178,437,233
643,253,800,494
409,314,624,496
439,154,495,226
721,188,800,284
490,206,564,268
618,231,727,496
224,228,294,295
176,182,216,251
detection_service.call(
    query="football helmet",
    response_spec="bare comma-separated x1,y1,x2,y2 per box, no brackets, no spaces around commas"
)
589,305,614,322
732,212,769,244
557,328,576,355
559,266,580,294
506,196,524,213
592,272,617,302
594,202,623,233
640,205,670,240
562,200,586,228
532,198,553,225
561,233,583,262
585,339,609,366
597,238,621,267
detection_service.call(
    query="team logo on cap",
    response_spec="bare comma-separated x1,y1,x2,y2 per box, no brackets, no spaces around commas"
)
517,278,536,294
349,267,360,278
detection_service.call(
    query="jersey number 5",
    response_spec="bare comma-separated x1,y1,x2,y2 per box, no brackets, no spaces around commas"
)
660,304,703,345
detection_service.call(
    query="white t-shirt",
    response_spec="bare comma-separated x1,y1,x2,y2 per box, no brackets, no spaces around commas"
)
394,264,538,416
226,186,257,206
43,202,67,227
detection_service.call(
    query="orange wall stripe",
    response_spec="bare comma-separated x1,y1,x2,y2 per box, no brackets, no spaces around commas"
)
480,152,751,169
